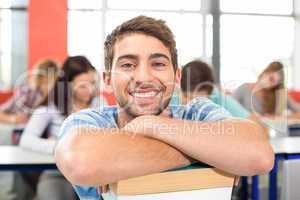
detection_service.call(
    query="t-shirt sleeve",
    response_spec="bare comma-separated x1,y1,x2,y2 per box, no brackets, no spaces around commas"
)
19,106,55,154
184,97,232,122
212,90,250,119
232,84,246,105
58,109,112,140
57,109,109,199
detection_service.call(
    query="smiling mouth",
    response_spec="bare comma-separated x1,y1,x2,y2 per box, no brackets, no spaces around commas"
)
129,90,161,98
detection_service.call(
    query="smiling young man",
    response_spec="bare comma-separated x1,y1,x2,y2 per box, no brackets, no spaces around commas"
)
55,16,274,200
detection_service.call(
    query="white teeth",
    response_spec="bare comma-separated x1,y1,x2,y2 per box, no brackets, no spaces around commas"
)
132,91,158,98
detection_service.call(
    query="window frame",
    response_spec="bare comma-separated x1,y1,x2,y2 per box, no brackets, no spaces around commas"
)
67,0,211,71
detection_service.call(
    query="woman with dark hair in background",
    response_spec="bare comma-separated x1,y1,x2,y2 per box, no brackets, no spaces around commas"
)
19,55,97,200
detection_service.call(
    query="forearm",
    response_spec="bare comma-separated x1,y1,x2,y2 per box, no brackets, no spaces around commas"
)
248,113,269,137
288,97,300,112
19,134,56,154
132,116,274,176
0,112,14,124
55,127,192,186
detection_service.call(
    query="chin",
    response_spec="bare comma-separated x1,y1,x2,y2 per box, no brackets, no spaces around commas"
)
127,106,162,117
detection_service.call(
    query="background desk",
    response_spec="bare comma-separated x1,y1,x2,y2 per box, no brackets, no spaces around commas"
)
247,137,300,200
0,123,14,145
0,146,56,171
269,137,300,200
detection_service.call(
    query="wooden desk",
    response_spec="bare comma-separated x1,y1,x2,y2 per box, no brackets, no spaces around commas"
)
0,146,56,171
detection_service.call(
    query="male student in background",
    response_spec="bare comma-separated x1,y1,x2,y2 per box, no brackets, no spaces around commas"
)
180,60,267,127
55,16,274,200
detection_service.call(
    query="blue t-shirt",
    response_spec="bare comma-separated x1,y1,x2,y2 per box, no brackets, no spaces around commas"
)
58,97,232,200
210,88,250,119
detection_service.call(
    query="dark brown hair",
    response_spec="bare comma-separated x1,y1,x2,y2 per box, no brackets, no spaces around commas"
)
258,61,285,114
181,60,215,95
41,56,96,116
104,15,178,73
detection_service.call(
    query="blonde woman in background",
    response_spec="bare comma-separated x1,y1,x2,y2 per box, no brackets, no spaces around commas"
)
19,56,97,200
233,61,300,116
0,59,59,200
0,59,59,125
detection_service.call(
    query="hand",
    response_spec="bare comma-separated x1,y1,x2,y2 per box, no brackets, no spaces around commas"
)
288,112,300,119
97,185,109,194
123,107,172,137
159,107,172,118
123,115,157,137
47,135,57,141
11,113,28,124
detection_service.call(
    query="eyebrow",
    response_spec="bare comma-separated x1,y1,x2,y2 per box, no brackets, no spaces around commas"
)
116,53,171,63
149,53,170,61
116,54,138,63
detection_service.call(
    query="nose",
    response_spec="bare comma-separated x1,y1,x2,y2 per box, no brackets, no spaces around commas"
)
133,63,154,84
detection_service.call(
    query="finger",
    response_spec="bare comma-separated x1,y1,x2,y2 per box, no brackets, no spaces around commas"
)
234,176,240,186
97,186,102,194
102,185,109,193
160,107,171,117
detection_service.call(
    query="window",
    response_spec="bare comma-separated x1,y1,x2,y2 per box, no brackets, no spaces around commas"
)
67,0,210,71
68,10,103,69
0,0,11,8
0,0,27,88
0,9,12,86
107,0,201,11
221,0,293,15
68,0,102,10
105,11,206,65
220,0,294,89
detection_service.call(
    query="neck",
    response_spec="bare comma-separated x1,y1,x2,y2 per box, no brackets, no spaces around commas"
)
73,100,89,113
182,91,209,104
117,108,135,128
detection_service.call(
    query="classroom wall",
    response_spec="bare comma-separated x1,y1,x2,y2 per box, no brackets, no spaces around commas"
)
28,0,67,69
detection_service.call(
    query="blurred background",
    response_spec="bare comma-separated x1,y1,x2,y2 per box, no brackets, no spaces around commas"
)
0,0,299,90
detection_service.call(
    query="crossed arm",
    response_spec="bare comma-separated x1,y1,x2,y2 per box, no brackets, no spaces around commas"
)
55,116,274,186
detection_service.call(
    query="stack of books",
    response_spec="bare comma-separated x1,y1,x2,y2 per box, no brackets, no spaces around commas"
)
102,167,235,200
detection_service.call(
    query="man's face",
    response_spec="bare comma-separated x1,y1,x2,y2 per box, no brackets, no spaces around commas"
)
106,33,180,117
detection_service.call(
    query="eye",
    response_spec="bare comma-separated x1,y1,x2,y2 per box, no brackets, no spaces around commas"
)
120,63,135,70
152,62,166,68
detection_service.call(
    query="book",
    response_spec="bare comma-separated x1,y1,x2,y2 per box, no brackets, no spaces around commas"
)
110,168,235,196
102,186,233,200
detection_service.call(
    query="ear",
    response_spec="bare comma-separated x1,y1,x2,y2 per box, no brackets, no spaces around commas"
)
175,68,181,87
103,71,113,93
181,92,188,104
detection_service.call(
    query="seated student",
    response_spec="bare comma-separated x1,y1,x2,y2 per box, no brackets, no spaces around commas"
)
0,59,58,200
233,61,300,116
0,59,58,125
19,56,97,200
54,16,274,200
180,60,250,119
